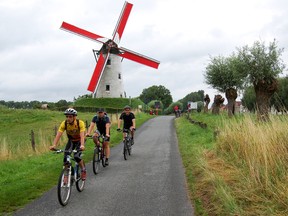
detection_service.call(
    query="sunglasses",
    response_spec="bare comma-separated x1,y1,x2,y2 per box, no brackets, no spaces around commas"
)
66,115,74,118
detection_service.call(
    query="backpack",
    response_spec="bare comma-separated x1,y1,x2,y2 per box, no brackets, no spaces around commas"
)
64,119,80,131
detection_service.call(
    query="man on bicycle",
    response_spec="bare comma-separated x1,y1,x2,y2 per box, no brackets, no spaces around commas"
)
86,108,111,166
117,105,136,145
50,108,87,180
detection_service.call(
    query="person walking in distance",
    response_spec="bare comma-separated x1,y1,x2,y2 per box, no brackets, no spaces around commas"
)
117,105,136,145
86,108,111,166
50,108,87,180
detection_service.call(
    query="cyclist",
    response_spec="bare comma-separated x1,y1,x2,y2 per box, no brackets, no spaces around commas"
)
49,108,87,180
117,105,136,145
173,105,179,117
86,108,111,166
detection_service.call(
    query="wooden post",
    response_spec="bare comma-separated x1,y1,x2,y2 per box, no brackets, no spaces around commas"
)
86,120,89,131
30,130,36,152
110,113,113,123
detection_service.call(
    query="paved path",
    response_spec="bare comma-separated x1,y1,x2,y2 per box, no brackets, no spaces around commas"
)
14,116,194,216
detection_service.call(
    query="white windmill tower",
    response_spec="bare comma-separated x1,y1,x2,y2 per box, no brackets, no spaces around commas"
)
60,1,160,98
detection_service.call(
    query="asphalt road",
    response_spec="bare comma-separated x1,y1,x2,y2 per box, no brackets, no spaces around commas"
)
14,116,194,216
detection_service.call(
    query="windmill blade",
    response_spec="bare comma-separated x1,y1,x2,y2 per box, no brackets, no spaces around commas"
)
87,52,110,92
60,22,109,44
112,1,133,44
118,47,160,69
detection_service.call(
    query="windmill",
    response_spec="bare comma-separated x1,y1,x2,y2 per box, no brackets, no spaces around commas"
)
60,1,160,98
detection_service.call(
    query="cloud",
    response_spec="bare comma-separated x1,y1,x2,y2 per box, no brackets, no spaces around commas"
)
1,0,288,103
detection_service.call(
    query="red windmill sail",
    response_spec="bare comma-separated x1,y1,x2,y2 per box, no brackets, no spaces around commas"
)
60,1,160,93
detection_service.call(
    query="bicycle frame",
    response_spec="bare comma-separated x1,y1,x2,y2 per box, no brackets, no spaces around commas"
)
97,135,106,167
54,149,85,206
56,150,79,187
122,129,132,160
123,129,132,141
86,135,107,174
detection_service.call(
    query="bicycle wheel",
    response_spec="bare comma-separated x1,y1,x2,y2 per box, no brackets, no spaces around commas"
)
127,140,131,156
93,148,100,175
57,168,72,206
76,165,85,192
101,149,106,167
123,141,128,160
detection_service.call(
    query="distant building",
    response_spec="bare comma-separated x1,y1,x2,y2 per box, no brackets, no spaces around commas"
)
41,104,49,109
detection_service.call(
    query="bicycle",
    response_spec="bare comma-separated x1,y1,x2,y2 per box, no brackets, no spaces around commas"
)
53,149,85,206
121,128,135,160
86,135,106,175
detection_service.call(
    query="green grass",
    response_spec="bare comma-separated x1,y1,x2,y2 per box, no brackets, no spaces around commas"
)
176,112,288,215
0,108,154,214
175,113,217,215
0,108,97,160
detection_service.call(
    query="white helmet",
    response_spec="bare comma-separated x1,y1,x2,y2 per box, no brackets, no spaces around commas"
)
64,108,77,116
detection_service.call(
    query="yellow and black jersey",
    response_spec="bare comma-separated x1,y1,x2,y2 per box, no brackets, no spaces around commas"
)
58,119,85,141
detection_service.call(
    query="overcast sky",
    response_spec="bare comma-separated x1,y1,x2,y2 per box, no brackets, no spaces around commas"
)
1,0,288,102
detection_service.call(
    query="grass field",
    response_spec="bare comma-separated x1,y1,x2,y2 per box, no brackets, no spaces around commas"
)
0,107,154,214
176,112,288,215
4,107,288,215
0,108,127,160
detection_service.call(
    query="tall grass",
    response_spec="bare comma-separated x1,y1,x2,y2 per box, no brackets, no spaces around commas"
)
213,114,288,215
176,113,288,215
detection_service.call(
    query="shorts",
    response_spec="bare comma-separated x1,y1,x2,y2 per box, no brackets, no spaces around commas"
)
64,140,82,163
93,130,110,142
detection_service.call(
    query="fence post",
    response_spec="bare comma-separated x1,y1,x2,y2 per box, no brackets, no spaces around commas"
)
30,130,36,152
86,120,89,131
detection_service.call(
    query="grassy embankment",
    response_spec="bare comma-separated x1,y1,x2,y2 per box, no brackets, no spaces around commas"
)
0,107,153,214
176,112,288,215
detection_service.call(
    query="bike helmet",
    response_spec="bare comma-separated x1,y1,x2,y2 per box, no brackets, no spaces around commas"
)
124,105,131,110
64,108,77,116
97,108,105,113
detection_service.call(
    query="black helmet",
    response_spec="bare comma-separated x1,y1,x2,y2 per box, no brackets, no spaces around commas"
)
97,108,105,113
64,108,77,116
124,105,131,110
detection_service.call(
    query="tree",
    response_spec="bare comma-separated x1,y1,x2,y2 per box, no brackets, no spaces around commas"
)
270,76,288,113
203,94,210,113
55,100,69,109
179,90,204,111
242,86,256,112
211,95,225,115
205,54,245,117
237,39,285,121
139,85,173,108
165,101,183,115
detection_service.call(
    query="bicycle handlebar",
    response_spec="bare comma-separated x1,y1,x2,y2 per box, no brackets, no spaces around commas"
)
86,134,106,138
52,149,79,154
118,128,136,132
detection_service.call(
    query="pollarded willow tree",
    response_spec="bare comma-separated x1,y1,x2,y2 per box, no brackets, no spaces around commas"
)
237,39,285,121
205,54,245,117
